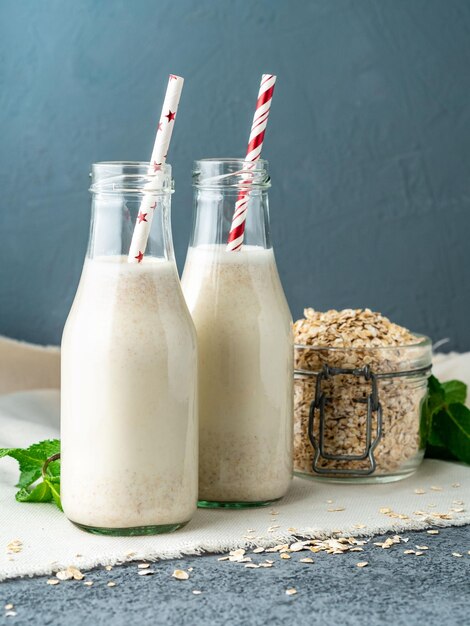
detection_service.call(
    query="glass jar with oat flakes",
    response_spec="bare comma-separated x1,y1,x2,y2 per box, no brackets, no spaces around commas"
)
294,309,432,483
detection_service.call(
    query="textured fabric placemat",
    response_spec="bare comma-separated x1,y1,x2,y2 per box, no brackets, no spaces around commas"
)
1,390,469,581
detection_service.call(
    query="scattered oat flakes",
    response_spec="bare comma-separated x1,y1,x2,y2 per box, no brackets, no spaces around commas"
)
56,566,84,581
414,489,426,494
6,540,23,555
452,552,463,558
427,530,439,535
289,542,305,552
107,581,116,587
379,507,392,514
356,562,368,568
452,483,461,488
4,605,14,611
416,546,429,550
105,565,113,571
280,553,291,560
192,590,202,595
188,567,194,572
138,569,155,576
300,558,314,563
230,549,245,558
287,527,298,533
353,524,366,529
267,525,280,532
253,547,265,554
83,581,93,587
286,588,297,596
47,579,60,585
217,556,229,561
138,563,151,569
173,569,189,580
5,611,17,618
404,550,416,555
430,486,442,491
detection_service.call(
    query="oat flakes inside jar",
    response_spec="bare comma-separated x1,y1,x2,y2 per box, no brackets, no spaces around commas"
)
294,309,432,483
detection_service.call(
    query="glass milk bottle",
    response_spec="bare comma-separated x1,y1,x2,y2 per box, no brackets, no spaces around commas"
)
61,162,198,535
181,159,293,507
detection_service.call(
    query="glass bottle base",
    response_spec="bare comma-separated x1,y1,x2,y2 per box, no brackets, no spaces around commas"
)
71,520,189,536
198,497,281,509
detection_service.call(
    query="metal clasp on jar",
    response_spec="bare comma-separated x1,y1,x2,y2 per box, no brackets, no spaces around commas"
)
308,364,383,476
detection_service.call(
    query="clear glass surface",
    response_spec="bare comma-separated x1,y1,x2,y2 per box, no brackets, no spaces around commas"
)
60,162,198,535
182,159,294,507
294,338,432,483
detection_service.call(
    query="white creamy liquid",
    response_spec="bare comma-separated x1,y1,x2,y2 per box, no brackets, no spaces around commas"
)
182,245,293,503
61,256,198,529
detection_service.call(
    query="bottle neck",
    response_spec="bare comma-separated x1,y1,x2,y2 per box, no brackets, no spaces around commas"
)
190,159,272,250
190,187,271,249
88,162,175,261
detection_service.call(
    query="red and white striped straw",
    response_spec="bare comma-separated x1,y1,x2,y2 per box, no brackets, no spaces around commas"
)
128,74,184,263
226,74,276,251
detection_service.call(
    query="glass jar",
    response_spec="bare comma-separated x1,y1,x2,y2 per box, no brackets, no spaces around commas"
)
61,162,198,535
294,338,432,483
181,159,293,507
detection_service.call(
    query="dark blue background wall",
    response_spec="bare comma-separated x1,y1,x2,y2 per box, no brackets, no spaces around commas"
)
1,0,470,349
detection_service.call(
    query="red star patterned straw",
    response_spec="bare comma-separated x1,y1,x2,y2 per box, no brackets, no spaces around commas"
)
227,74,276,251
128,74,184,263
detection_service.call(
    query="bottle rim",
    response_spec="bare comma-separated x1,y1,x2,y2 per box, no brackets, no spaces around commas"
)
192,158,271,190
89,161,174,196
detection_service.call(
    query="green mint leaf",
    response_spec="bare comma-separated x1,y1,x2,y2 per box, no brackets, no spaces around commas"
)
433,403,470,464
421,376,445,448
427,408,447,448
427,376,446,415
1,440,62,509
442,380,467,405
15,482,52,503
0,440,60,488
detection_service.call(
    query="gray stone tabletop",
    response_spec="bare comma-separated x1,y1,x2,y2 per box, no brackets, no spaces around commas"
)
1,525,469,626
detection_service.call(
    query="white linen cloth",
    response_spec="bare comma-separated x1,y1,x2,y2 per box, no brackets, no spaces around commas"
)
0,337,469,580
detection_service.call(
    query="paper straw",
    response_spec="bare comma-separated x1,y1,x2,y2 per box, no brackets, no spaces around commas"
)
128,74,184,263
226,74,276,251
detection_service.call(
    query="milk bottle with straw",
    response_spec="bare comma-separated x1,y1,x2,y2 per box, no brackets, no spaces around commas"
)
61,76,198,535
182,75,293,506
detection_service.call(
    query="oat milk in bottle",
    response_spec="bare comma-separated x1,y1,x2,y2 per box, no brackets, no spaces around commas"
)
182,159,293,506
61,162,198,534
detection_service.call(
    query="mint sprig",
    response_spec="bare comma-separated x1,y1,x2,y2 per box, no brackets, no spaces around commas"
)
423,375,470,464
0,439,62,509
